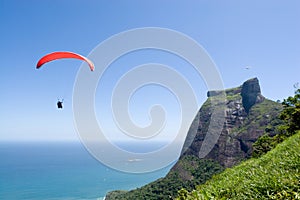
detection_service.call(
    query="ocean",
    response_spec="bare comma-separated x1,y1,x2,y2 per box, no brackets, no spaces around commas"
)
0,141,173,200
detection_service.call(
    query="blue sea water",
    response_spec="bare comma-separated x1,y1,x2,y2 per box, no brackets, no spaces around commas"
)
0,142,173,200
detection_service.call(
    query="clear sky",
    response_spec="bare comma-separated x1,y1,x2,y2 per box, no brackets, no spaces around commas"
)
1,0,299,142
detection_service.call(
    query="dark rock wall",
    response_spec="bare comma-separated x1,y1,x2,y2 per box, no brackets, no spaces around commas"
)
181,78,281,168
241,78,263,113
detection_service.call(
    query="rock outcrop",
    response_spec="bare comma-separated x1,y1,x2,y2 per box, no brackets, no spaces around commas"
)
181,77,281,168
241,78,264,113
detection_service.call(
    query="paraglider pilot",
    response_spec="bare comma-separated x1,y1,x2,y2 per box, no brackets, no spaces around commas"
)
57,100,63,109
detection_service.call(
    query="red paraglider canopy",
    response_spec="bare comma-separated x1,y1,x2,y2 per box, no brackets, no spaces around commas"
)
36,51,94,71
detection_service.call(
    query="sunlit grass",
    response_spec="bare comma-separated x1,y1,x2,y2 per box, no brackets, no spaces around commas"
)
177,131,300,200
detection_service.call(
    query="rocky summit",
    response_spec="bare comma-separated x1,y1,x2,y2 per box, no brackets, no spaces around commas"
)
182,77,281,168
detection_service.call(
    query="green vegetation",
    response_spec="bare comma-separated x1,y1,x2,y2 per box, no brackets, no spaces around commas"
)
225,86,242,102
177,89,300,200
230,98,283,136
177,131,300,200
280,89,300,134
226,93,241,102
252,89,300,157
105,190,127,199
225,86,242,97
106,156,223,200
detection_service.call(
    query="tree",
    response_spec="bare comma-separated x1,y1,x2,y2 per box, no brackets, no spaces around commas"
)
279,88,300,134
252,88,300,158
177,189,189,200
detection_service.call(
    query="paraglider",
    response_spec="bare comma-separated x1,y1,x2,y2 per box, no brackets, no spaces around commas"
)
36,51,95,109
36,51,94,71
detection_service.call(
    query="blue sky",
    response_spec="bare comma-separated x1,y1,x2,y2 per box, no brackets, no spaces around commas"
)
1,1,299,142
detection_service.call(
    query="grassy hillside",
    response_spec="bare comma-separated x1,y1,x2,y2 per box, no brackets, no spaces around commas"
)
177,131,300,200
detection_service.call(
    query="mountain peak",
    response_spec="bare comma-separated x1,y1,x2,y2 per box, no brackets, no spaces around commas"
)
182,77,281,168
241,77,263,113
207,77,264,114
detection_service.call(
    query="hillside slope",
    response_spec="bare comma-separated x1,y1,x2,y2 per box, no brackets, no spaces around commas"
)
177,131,300,200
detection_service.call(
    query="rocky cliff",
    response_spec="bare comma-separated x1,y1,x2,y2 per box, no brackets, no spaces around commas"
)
182,77,274,168
106,78,283,200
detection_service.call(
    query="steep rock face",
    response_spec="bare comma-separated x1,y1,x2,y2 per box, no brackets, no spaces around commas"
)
181,78,281,168
241,78,263,113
